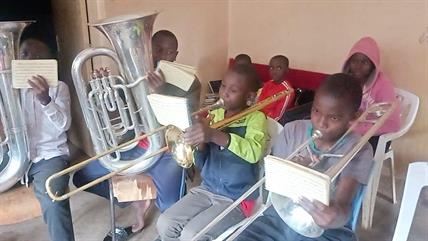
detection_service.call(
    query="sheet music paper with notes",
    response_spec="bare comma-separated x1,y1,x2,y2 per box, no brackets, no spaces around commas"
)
264,155,331,205
156,60,196,91
147,94,191,131
11,60,58,89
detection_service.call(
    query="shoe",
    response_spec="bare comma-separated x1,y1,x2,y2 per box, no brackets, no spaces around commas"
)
103,226,140,241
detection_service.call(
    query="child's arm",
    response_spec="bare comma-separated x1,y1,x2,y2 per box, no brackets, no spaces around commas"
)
28,76,71,132
226,112,267,163
147,71,166,93
184,112,267,164
357,76,401,135
272,86,295,121
298,176,359,229
183,119,230,147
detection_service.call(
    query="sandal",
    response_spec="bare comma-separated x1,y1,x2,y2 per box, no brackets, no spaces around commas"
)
103,226,142,241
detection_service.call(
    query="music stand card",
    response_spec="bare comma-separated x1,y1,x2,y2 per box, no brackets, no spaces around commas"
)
147,94,191,131
264,155,331,205
157,60,196,91
12,59,58,89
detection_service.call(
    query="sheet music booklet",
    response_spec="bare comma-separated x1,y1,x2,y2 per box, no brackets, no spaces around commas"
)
12,59,58,88
147,94,191,131
264,155,331,205
156,60,196,91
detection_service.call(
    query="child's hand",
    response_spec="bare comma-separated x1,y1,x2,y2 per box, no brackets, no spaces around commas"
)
297,197,340,229
147,70,166,93
183,117,213,146
28,75,51,105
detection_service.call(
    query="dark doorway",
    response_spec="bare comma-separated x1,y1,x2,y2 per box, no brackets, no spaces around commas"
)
0,0,57,56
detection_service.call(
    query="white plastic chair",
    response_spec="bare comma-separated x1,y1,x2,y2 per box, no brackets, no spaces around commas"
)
362,88,420,229
392,162,428,241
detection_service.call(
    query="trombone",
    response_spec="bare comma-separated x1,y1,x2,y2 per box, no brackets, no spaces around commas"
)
45,89,293,201
191,100,397,240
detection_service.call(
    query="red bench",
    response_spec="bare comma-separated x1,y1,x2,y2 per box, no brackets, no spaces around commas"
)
229,58,329,90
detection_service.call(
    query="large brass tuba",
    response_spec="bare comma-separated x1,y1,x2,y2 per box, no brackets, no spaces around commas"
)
71,12,164,174
0,21,33,193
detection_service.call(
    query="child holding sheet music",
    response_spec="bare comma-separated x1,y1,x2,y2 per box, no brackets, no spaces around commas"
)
236,73,373,241
73,30,201,239
148,30,201,112
18,38,74,241
156,64,267,241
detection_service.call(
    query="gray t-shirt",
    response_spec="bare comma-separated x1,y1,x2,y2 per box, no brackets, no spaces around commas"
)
271,120,373,185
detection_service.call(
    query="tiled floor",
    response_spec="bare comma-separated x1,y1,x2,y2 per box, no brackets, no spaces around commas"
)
1,166,427,241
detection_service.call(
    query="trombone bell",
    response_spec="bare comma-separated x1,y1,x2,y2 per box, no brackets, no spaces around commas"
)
272,193,324,238
165,125,194,168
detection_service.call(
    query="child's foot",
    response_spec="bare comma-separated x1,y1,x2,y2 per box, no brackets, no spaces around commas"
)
131,199,152,233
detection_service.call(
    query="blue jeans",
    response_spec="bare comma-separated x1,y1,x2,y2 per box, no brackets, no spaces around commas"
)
73,146,183,212
236,206,356,241
29,155,75,241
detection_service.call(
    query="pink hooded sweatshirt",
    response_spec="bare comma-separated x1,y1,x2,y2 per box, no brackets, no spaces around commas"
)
342,37,401,135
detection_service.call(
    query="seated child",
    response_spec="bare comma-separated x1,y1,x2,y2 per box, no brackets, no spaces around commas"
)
258,55,295,121
156,64,268,241
234,53,252,66
19,38,74,241
342,37,401,149
236,73,373,241
73,30,200,237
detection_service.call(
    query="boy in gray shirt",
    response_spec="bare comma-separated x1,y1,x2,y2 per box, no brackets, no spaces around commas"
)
236,73,373,241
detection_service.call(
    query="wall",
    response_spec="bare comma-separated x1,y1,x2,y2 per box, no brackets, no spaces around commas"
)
52,0,94,155
86,0,229,97
228,0,428,171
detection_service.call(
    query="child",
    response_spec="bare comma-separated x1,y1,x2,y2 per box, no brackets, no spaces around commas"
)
342,37,401,149
156,64,268,241
235,73,373,241
258,55,295,121
234,53,252,66
148,30,201,112
19,38,74,241
73,30,200,237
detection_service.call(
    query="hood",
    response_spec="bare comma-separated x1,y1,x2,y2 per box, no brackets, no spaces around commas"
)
342,37,381,90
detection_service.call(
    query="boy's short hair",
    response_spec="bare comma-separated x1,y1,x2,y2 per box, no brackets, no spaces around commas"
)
229,64,261,92
318,73,362,113
234,54,252,65
152,30,178,48
270,55,289,67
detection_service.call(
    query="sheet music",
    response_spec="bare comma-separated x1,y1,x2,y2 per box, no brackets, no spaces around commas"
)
157,60,196,91
265,155,331,205
12,60,58,88
147,94,191,130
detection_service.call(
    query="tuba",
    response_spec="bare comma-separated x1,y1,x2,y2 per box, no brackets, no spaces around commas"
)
71,12,164,174
0,21,33,193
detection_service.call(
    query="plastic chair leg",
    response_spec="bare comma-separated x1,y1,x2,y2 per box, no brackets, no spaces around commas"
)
362,159,384,229
392,162,428,241
387,150,397,204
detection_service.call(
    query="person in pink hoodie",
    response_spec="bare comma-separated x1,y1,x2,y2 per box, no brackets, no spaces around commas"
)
342,37,401,149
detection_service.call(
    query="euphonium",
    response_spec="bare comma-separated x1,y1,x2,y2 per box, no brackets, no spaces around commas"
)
192,101,397,241
71,12,163,174
45,89,293,201
0,21,33,193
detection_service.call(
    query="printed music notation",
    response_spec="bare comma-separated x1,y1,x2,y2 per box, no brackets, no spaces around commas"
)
147,94,191,131
264,155,331,205
156,60,196,91
11,59,58,89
